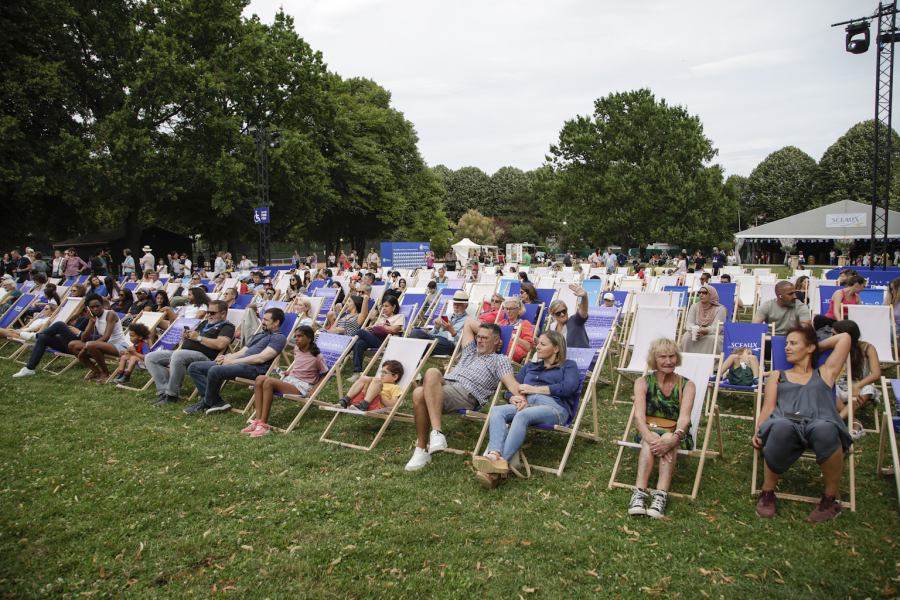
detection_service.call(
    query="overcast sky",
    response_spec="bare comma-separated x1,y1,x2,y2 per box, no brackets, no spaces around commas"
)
244,0,890,178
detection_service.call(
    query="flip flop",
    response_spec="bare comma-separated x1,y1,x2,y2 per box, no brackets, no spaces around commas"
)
83,371,100,381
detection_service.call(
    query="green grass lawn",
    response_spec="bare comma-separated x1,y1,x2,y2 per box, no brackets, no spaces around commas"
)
1,294,898,599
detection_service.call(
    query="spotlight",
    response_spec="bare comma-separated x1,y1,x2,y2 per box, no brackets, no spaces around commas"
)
846,22,870,54
269,132,281,149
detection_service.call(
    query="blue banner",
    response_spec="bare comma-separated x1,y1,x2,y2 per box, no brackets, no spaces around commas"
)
380,242,429,269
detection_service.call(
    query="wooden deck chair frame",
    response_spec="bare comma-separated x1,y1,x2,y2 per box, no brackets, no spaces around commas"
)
246,332,358,434
0,294,41,356
115,317,202,392
97,312,165,382
876,377,900,509
318,337,437,452
472,345,609,478
608,352,722,501
709,323,769,421
11,297,86,372
612,305,679,403
750,338,857,512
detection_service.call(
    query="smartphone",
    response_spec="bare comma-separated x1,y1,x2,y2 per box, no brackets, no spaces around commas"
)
442,316,449,322
183,326,190,332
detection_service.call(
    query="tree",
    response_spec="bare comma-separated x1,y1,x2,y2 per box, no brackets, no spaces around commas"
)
537,88,732,252
434,166,492,222
744,146,819,225
818,120,900,209
452,209,502,246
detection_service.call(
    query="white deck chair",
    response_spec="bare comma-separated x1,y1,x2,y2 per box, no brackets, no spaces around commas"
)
735,276,757,311
847,304,898,432
608,352,721,501
318,337,437,451
757,282,777,312
10,296,86,368
877,378,900,509
613,305,678,403
618,277,643,292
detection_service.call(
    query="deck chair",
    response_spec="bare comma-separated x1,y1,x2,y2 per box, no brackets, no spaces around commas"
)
750,336,857,512
472,345,607,477
613,306,678,403
115,317,202,391
846,304,898,432
608,352,721,500
735,275,758,313
9,296,86,371
876,378,900,509
708,282,738,322
219,313,299,409
709,322,769,421
0,294,39,355
318,336,437,451
246,332,358,434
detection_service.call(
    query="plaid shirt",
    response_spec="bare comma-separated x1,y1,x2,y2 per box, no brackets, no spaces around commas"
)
445,341,513,408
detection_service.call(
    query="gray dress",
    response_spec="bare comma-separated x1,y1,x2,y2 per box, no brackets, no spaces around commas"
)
679,303,726,354
757,369,852,453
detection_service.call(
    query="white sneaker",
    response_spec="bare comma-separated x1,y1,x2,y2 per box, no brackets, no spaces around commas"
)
18,331,36,342
428,430,448,454
13,367,36,378
405,447,432,471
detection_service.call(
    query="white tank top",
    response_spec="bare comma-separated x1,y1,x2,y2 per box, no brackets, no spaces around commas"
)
96,310,127,346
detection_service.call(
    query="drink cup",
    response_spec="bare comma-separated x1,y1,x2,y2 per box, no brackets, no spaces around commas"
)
691,325,700,341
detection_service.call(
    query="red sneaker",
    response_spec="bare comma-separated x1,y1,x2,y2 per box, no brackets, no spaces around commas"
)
808,494,842,523
756,490,776,519
241,420,261,435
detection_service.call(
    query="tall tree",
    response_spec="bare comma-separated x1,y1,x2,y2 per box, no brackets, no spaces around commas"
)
744,146,819,225
537,89,730,252
452,209,502,246
818,120,900,210
435,166,492,222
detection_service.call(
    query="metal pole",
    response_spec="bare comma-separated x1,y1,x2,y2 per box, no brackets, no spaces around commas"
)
254,127,271,267
871,1,897,271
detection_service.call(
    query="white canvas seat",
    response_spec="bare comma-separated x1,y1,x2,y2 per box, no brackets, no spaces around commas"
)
612,305,678,403
876,378,900,509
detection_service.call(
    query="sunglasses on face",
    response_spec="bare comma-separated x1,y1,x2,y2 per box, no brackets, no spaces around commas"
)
505,306,520,311
553,308,568,316
698,290,709,296
207,310,220,315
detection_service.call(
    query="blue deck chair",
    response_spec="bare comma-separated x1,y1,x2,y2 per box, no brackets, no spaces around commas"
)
876,378,900,508
308,280,326,293
857,289,885,306
709,322,769,421
752,335,856,512
507,281,522,298
244,332,358,433
115,317,201,391
663,285,690,309
123,282,138,292
473,346,608,477
818,285,842,316
708,282,737,321
312,288,338,324
237,294,254,309
0,294,39,356
607,290,631,315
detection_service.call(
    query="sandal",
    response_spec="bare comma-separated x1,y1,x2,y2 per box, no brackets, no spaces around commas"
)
96,374,110,384
851,420,866,441
83,371,100,381
475,471,503,490
473,452,509,474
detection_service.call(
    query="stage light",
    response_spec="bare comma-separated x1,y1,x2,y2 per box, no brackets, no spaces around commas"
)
846,22,870,54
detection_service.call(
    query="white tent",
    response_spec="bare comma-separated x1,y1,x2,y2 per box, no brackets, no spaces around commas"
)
452,238,481,260
734,200,900,240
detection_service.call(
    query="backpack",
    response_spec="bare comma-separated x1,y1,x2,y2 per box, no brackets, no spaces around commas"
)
563,254,572,267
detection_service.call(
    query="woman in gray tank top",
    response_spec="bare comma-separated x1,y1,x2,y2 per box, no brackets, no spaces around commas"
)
752,324,852,523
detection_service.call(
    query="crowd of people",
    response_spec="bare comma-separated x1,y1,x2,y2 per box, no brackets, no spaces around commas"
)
0,244,888,523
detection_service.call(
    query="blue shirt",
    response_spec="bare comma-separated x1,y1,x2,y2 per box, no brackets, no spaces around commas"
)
242,330,287,375
435,310,469,345
505,359,581,416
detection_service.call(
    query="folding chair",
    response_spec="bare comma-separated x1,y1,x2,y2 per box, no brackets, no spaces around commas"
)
612,306,678,403
608,352,721,500
709,322,769,421
734,275,758,313
0,294,39,355
708,282,738,323
10,296,86,372
318,337,437,451
846,304,898,433
246,332,358,434
876,378,900,509
750,336,857,512
115,317,202,391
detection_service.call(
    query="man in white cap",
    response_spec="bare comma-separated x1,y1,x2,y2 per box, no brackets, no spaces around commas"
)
602,292,616,308
409,289,472,356
140,246,155,274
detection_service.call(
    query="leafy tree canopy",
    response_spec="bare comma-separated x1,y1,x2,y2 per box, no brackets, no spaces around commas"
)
744,146,819,225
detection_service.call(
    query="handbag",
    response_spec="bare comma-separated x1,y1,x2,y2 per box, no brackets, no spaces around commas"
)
646,416,677,432
369,326,390,341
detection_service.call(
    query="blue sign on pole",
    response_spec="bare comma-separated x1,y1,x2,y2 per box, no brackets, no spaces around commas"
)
253,207,270,224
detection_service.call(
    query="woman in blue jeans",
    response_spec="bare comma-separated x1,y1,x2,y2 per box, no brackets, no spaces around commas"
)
347,296,406,382
473,330,580,489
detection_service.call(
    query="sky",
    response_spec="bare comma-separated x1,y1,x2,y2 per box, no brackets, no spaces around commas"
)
244,0,891,178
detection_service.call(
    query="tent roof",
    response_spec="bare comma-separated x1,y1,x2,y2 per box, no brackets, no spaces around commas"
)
734,200,900,240
452,238,481,256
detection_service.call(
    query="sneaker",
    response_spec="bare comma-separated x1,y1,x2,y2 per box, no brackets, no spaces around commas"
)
475,471,502,490
205,400,232,414
647,490,668,519
405,447,432,471
628,487,648,516
249,422,270,437
756,490,777,519
809,494,842,523
183,401,209,414
118,373,131,384
241,420,262,434
349,401,369,412
851,421,866,441
428,430,448,454
347,372,361,383
338,396,351,408
153,396,179,408
18,331,36,342
12,367,35,378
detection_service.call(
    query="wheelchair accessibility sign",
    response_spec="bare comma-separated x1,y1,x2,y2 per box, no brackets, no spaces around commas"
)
254,207,270,224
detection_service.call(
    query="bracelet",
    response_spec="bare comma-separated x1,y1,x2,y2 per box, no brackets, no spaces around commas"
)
674,429,686,439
